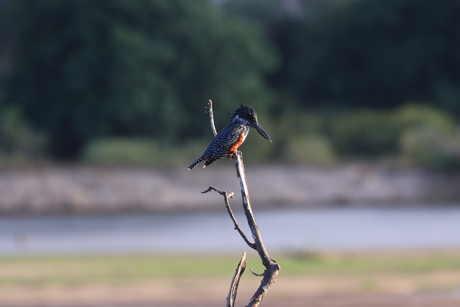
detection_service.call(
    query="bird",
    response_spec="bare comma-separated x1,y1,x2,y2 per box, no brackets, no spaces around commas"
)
188,104,272,170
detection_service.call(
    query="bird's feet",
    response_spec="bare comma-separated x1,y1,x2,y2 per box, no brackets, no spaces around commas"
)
229,150,242,160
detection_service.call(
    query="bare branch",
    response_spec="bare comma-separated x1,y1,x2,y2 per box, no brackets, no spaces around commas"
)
227,252,247,307
201,186,255,249
205,99,218,137
234,151,280,307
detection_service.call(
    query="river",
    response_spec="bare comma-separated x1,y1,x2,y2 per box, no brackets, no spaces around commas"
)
1,206,459,255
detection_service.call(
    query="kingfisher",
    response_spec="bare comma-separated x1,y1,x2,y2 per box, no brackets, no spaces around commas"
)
188,104,272,170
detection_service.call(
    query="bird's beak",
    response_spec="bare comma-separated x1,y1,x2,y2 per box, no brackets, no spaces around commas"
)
251,122,272,142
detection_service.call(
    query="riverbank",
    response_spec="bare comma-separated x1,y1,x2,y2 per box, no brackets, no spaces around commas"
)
0,164,459,214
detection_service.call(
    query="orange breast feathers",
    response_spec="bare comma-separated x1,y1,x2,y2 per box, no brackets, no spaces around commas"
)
226,132,245,158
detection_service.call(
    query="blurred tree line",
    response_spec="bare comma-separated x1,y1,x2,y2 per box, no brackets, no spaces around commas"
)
1,0,460,168
3,0,275,158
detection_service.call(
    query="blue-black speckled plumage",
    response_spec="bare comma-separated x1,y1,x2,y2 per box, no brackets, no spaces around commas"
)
188,104,271,170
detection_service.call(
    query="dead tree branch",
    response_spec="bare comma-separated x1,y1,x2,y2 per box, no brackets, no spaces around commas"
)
201,187,255,249
205,99,218,137
201,101,280,307
227,252,247,307
234,151,280,307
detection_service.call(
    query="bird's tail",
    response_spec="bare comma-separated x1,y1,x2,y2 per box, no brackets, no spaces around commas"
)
187,157,204,170
203,157,218,168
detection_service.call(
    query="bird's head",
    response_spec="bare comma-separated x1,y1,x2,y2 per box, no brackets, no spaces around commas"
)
230,104,272,142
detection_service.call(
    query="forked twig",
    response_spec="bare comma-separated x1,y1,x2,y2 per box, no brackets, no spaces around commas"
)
202,187,255,249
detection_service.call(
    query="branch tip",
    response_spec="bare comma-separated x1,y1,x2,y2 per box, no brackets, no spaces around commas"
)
250,268,265,277
206,99,217,137
227,252,247,307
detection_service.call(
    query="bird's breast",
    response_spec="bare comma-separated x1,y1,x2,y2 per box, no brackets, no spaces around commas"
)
226,129,248,158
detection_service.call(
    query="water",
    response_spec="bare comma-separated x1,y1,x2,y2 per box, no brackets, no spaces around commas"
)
1,206,460,255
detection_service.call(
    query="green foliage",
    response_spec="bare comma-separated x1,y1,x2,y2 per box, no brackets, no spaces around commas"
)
83,138,162,167
322,105,460,166
397,104,456,133
83,138,207,167
285,134,336,165
4,0,460,166
81,104,457,169
7,0,275,159
329,110,402,158
0,107,47,166
289,0,460,116
397,104,460,171
401,128,460,171
269,104,459,169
